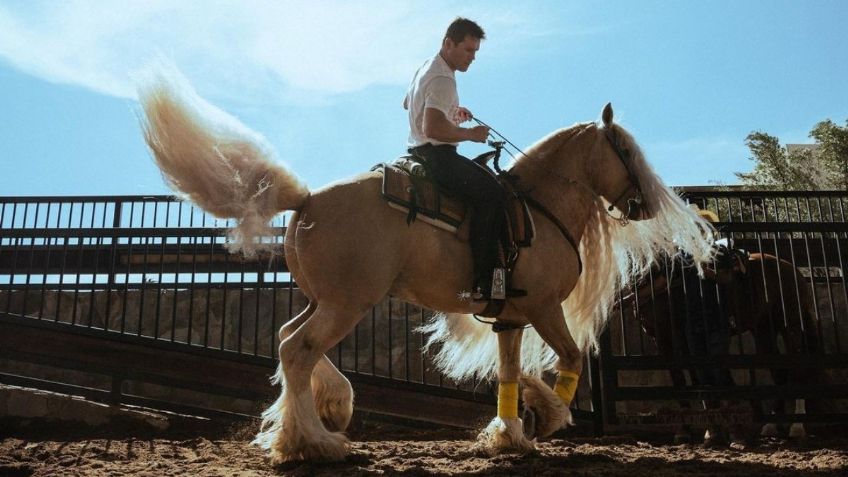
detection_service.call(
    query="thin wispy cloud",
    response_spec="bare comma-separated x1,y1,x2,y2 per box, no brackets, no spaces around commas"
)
0,1,572,104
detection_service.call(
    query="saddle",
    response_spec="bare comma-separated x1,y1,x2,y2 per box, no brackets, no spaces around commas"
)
374,155,536,316
628,245,750,308
628,245,753,333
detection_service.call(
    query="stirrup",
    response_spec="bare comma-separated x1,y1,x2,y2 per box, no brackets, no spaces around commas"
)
491,268,506,300
474,268,525,301
475,287,526,302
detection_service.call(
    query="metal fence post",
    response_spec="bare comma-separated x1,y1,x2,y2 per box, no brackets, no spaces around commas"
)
598,326,618,428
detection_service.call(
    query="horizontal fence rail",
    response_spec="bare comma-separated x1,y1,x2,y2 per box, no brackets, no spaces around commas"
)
0,194,599,429
601,189,848,429
3,190,848,433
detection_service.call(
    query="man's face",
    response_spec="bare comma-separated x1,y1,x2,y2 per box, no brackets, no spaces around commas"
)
443,35,480,72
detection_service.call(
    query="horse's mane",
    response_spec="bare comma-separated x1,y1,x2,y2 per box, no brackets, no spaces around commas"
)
518,121,716,353
559,122,715,353
517,122,595,162
423,121,716,380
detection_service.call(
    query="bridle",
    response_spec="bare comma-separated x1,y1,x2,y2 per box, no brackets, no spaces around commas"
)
472,117,646,226
463,117,645,331
603,126,645,225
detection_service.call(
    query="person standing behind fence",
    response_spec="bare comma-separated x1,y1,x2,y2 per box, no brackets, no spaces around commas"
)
403,17,505,300
679,209,745,447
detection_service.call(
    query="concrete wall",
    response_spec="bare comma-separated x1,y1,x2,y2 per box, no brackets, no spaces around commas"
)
0,384,168,430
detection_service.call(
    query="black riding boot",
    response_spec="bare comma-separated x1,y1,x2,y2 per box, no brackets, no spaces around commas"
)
470,206,504,299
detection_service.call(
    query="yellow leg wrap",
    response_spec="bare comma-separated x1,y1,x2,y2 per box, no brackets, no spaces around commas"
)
497,382,519,419
554,370,580,405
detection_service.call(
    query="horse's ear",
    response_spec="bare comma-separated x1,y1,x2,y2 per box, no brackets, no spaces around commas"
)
602,103,613,127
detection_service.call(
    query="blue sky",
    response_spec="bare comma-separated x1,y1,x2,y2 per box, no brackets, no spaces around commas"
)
0,0,846,197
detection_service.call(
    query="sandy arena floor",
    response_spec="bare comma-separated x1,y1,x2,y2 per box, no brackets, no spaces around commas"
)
1,417,846,477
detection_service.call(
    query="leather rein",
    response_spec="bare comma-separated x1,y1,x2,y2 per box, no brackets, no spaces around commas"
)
522,195,582,274
603,127,645,225
478,119,643,277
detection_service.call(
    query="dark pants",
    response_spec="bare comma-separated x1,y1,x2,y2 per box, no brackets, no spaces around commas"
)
680,263,734,399
410,144,505,289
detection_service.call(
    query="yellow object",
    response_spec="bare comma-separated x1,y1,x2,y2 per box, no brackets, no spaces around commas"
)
697,209,719,223
554,370,580,404
497,382,519,419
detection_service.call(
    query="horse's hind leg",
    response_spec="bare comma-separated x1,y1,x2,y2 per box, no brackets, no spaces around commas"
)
754,324,788,437
269,302,364,463
782,327,812,438
659,310,695,443
311,353,354,432
255,302,316,452
255,301,354,452
279,303,355,433
477,328,536,454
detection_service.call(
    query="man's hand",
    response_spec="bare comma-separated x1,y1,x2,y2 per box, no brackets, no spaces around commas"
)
423,107,488,144
454,106,473,123
467,125,490,143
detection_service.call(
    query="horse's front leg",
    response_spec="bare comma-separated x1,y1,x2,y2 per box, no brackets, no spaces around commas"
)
476,327,536,454
521,305,580,438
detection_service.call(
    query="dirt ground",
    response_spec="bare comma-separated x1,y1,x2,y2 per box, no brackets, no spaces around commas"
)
1,416,846,477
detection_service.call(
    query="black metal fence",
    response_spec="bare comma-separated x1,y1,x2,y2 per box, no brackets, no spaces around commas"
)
2,191,847,433
0,195,598,427
601,189,848,429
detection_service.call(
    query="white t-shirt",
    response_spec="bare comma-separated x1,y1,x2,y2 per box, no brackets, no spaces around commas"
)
404,54,459,147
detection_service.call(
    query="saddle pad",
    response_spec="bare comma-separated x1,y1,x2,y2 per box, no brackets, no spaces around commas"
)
380,159,535,247
381,162,466,233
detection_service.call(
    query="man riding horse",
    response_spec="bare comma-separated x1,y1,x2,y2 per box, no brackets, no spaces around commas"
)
404,17,503,300
139,38,716,461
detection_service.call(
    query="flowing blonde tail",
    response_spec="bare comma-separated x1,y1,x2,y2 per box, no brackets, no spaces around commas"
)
137,64,308,257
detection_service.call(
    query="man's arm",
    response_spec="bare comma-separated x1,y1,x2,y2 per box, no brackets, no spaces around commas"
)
423,107,489,143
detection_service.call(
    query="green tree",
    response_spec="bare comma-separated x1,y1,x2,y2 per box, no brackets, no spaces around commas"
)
735,119,848,190
810,119,848,190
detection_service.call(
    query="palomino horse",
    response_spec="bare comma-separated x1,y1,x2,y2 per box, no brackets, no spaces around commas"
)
624,251,821,443
137,68,714,463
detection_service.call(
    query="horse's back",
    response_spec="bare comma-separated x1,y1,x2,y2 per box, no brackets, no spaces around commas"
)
287,170,472,309
734,253,813,336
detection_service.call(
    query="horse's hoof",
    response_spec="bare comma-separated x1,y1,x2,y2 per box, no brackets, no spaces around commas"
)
522,406,537,439
788,423,806,439
727,425,750,450
476,417,536,455
760,423,779,437
702,438,725,448
729,438,748,451
703,427,727,448
673,431,693,445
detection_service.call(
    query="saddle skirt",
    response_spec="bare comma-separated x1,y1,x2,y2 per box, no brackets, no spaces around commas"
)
381,157,466,235
378,156,536,247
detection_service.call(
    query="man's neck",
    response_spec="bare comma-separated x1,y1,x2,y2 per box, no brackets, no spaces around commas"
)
438,51,457,72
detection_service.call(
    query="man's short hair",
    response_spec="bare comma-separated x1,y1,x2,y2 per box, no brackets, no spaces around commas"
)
445,17,485,44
